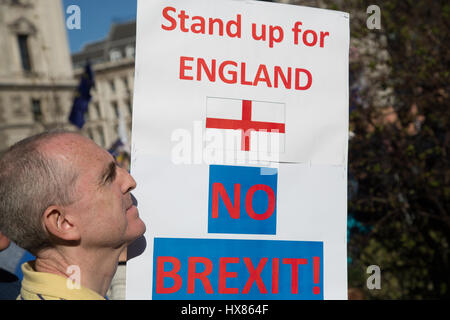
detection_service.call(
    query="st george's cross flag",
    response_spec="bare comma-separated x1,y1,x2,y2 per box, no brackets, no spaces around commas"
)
205,97,286,155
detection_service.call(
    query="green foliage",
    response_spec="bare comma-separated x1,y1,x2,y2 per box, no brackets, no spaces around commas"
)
289,0,448,299
344,0,449,299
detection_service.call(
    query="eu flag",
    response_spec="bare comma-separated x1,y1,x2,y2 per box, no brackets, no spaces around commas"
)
69,63,95,129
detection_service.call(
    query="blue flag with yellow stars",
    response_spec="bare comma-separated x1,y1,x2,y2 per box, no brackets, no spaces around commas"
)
69,63,95,129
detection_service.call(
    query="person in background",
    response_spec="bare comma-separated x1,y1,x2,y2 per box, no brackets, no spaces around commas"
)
0,232,10,252
0,232,21,300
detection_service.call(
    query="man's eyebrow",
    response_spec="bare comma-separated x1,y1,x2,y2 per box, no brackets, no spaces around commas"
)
100,161,117,185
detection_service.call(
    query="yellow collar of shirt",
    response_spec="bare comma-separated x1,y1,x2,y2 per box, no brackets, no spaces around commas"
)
18,261,106,300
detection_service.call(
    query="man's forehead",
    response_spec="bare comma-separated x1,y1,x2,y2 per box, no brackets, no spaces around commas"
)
40,133,109,163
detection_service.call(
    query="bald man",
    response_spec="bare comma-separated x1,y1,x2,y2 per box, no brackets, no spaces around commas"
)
0,130,146,300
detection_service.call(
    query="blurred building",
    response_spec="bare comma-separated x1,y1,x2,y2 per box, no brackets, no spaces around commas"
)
0,0,77,152
71,20,136,151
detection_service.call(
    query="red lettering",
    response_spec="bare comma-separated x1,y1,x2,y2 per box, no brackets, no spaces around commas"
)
272,258,279,294
178,10,190,32
219,257,239,294
269,25,284,48
197,58,216,82
156,256,182,294
226,14,241,38
242,257,268,294
162,7,241,39
209,18,224,36
161,7,177,31
179,56,194,80
313,256,321,295
320,31,329,48
282,258,307,294
187,257,214,294
252,23,266,41
212,183,241,219
292,21,329,48
292,21,303,45
274,66,292,89
154,255,314,296
303,30,318,47
295,68,312,90
191,16,206,34
240,63,253,86
245,184,276,220
219,61,238,84
179,57,313,91
253,64,272,88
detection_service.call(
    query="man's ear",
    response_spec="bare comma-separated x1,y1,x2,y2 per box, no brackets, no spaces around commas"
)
42,206,81,242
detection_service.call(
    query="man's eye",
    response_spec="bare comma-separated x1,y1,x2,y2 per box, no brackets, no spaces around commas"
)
108,171,117,183
101,162,118,186
105,169,117,184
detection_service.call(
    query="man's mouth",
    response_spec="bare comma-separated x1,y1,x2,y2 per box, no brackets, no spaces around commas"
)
126,202,138,215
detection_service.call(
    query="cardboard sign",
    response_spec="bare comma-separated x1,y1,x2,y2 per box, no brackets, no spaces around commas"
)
127,0,349,300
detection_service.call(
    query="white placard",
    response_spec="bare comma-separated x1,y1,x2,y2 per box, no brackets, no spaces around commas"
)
127,0,349,300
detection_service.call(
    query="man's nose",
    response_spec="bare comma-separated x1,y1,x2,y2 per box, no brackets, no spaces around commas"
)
119,166,137,194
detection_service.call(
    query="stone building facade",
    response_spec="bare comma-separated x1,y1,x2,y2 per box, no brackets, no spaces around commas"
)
71,20,136,151
0,0,77,152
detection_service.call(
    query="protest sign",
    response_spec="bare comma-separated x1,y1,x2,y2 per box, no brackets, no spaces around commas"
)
127,0,349,300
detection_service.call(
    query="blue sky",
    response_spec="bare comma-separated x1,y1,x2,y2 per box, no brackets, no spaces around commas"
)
62,0,137,53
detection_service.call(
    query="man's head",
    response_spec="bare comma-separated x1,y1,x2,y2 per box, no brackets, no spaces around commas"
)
0,232,10,251
0,130,145,255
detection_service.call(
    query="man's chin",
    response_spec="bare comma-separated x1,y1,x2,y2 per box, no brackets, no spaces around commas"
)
125,219,146,244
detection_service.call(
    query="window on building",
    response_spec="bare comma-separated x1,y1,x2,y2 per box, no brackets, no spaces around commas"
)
11,0,26,5
126,98,133,116
109,49,122,62
11,96,25,117
125,46,135,59
0,98,4,122
53,95,64,117
17,34,32,72
97,126,105,147
94,102,101,119
31,99,42,122
87,128,94,140
122,76,129,90
109,80,116,92
111,101,119,118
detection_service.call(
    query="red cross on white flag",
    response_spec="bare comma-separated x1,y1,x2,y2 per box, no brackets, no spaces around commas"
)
206,97,286,153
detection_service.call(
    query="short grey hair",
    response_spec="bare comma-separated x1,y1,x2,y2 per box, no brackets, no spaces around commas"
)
0,130,79,255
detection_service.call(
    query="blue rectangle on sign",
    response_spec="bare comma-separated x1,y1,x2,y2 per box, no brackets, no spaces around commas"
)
152,238,324,300
208,165,278,235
